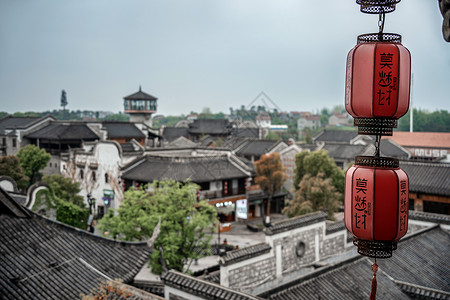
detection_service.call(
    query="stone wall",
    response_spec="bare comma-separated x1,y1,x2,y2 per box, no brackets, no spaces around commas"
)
227,256,276,291
221,217,353,294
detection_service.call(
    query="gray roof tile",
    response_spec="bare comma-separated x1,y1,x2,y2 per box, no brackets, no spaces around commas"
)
102,122,145,139
263,211,328,236
122,155,249,183
0,188,152,299
400,161,450,197
263,226,450,300
162,270,263,300
25,123,99,140
220,243,272,266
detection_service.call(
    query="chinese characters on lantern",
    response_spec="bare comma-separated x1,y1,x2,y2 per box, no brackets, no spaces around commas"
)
399,179,408,232
354,177,369,230
374,45,399,116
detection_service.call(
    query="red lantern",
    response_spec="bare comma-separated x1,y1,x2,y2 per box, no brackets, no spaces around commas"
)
345,34,411,135
345,156,409,258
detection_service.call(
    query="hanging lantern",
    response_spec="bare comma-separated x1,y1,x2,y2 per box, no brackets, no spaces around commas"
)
344,156,409,258
345,34,411,136
344,2,410,298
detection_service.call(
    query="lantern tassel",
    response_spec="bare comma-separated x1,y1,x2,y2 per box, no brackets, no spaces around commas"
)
369,259,378,300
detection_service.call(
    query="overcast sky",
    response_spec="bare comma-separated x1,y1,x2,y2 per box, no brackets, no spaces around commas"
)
1,0,448,116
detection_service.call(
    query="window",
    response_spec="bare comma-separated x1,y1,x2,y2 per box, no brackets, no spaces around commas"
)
12,138,17,148
80,169,84,180
2,138,5,146
296,241,306,258
92,172,96,182
105,173,109,183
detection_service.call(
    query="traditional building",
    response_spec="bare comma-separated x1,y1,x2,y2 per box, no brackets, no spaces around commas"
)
297,115,321,130
0,115,55,156
401,160,450,215
382,131,450,162
123,86,158,127
121,152,253,223
0,187,155,299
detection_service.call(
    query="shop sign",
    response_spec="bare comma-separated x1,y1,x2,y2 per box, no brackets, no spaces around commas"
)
236,199,248,219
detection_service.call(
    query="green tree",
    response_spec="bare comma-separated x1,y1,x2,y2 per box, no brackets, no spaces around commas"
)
320,108,329,127
102,113,129,122
254,153,287,225
33,174,88,229
17,144,51,186
99,180,217,274
293,150,344,202
283,173,340,219
0,155,29,191
398,109,450,132
42,174,85,207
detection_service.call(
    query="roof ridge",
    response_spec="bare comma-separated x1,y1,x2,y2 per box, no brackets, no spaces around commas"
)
394,279,450,298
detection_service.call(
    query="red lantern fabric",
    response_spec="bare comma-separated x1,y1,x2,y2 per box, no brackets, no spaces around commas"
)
345,41,411,120
344,157,409,257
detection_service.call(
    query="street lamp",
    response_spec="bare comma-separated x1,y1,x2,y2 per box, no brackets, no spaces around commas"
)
87,193,96,215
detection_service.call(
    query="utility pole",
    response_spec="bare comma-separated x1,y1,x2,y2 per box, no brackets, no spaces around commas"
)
410,74,414,132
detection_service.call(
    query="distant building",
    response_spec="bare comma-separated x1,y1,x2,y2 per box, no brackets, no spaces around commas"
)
328,113,350,126
187,113,198,121
297,115,321,130
256,113,271,128
0,115,55,156
121,152,252,223
123,86,157,127
382,131,450,162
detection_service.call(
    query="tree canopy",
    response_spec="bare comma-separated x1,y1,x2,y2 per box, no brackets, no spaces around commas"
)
17,144,51,186
254,153,287,224
32,174,88,229
283,173,340,219
98,180,217,274
0,155,29,191
293,150,344,200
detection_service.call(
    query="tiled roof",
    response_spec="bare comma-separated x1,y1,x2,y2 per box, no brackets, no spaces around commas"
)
102,122,145,139
162,127,189,142
122,155,249,183
188,119,232,135
400,161,450,197
25,123,99,140
219,243,272,266
325,220,346,235
265,256,410,299
313,130,359,143
131,281,165,297
167,136,197,148
380,139,410,159
321,143,369,160
234,127,260,138
0,188,152,299
409,210,450,225
161,270,264,300
263,226,450,300
263,212,327,236
0,116,50,134
383,131,450,148
123,89,157,100
236,140,283,157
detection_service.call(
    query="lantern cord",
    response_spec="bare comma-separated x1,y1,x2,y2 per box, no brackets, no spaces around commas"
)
369,258,378,300
378,7,385,41
374,134,381,157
